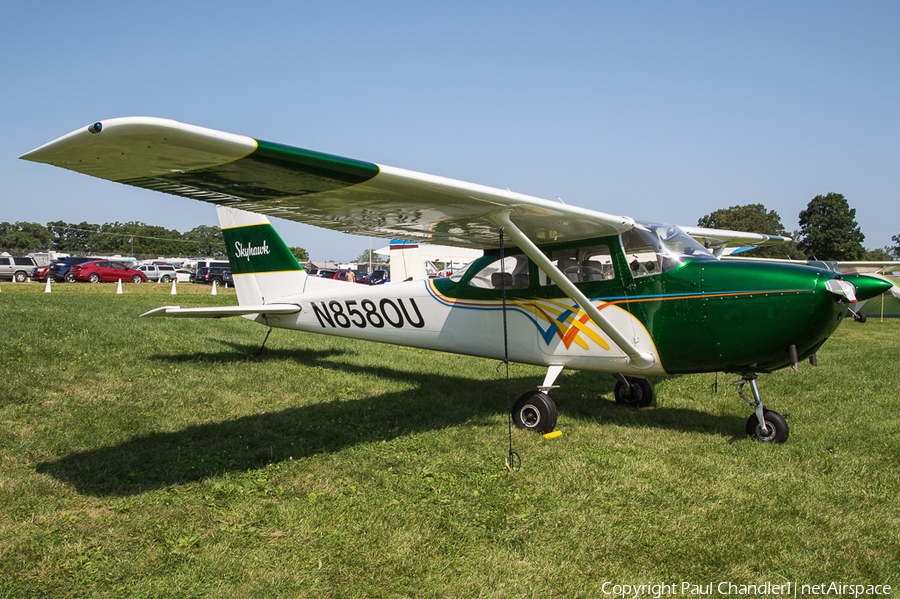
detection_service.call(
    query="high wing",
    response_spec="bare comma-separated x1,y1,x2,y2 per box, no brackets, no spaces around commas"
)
20,117,635,249
679,225,791,257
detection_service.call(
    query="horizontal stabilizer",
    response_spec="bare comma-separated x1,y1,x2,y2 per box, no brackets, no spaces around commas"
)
140,304,300,319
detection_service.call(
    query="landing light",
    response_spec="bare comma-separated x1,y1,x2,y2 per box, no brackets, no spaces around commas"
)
88,122,102,134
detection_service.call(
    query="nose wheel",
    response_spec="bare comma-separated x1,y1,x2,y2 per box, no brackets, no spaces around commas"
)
733,375,789,443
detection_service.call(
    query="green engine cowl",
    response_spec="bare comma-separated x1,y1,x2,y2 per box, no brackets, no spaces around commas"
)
648,260,857,374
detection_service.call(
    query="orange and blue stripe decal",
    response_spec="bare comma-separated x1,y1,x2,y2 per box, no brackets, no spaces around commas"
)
426,281,812,351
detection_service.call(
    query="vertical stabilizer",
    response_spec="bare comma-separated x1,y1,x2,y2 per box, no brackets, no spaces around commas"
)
388,240,428,282
217,206,307,304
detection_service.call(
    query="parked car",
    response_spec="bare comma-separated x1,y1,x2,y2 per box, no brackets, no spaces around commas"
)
69,260,147,284
193,266,231,284
332,270,370,285
31,265,50,282
222,272,234,287
195,260,230,270
0,255,38,282
369,270,389,285
314,269,336,279
135,264,178,282
174,269,193,283
47,257,96,282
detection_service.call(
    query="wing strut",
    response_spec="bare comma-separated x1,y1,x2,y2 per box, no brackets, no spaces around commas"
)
487,211,655,370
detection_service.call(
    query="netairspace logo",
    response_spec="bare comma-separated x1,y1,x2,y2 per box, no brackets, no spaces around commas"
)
234,240,270,261
600,581,892,598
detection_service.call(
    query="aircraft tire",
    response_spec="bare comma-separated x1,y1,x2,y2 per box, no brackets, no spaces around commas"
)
745,409,788,443
614,377,654,408
853,311,867,323
511,390,557,434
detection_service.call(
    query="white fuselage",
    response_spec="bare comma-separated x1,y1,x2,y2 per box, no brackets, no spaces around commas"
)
246,276,665,377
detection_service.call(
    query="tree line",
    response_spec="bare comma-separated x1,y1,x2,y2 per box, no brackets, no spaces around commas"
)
2,193,897,262
0,220,228,258
0,220,311,262
698,193,898,261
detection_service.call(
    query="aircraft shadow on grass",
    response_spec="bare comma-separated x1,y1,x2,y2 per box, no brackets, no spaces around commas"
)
36,342,746,497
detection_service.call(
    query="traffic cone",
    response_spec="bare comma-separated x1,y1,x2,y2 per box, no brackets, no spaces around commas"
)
116,279,123,294
45,279,51,293
171,279,177,295
211,280,218,295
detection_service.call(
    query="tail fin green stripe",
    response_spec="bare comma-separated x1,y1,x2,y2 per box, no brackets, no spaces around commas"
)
222,223,303,275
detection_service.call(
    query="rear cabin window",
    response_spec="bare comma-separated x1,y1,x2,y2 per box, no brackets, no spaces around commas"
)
539,245,615,286
467,255,530,289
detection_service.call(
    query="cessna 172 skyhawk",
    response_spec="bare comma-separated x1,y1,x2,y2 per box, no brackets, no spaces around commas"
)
21,117,892,444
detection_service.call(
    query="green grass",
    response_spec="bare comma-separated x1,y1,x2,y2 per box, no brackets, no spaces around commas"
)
1,281,898,597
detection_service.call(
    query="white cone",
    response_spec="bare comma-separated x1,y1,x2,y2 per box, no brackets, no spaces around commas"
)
211,281,218,296
116,279,123,294
171,280,177,295
45,279,51,293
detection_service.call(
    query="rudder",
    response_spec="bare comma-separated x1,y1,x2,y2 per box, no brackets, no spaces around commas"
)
217,206,307,304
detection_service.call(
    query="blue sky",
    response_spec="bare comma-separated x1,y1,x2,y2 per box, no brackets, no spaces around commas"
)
3,1,898,261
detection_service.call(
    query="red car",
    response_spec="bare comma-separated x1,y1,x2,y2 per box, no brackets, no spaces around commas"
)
31,265,50,281
70,260,147,284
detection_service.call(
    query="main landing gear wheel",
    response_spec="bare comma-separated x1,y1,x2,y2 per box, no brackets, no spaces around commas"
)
614,376,654,408
745,409,789,443
511,390,558,434
733,374,789,444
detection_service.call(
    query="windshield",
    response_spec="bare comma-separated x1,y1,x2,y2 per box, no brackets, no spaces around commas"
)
621,221,713,278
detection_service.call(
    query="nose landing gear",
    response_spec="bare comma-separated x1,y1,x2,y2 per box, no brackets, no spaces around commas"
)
733,374,789,443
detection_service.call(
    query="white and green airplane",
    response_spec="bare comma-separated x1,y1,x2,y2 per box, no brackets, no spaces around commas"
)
20,117,892,443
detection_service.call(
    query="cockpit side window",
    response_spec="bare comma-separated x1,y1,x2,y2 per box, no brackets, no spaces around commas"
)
467,254,530,289
621,228,662,278
540,244,615,286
